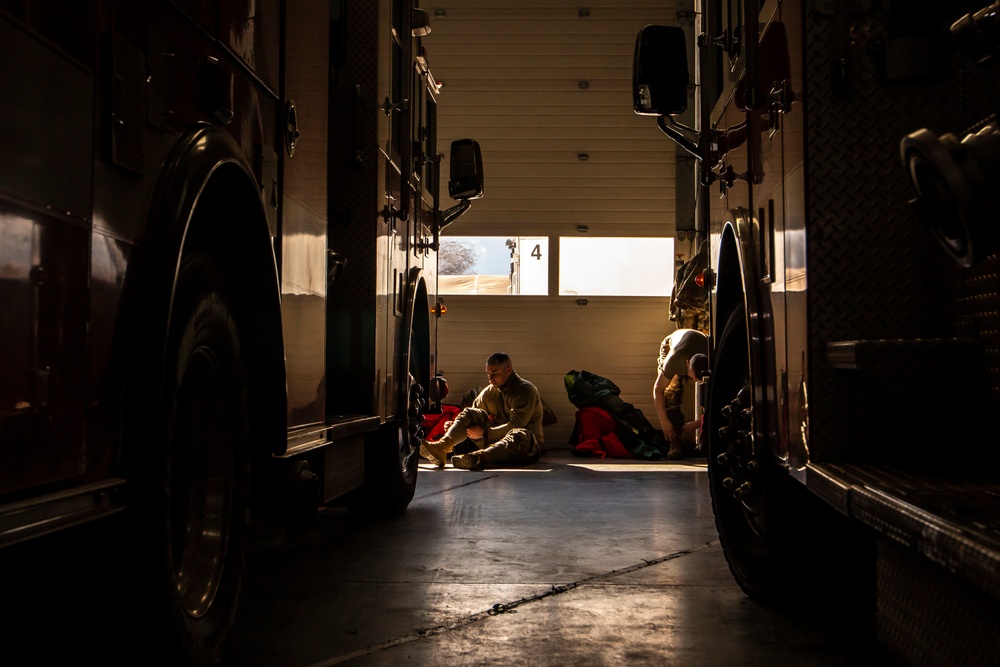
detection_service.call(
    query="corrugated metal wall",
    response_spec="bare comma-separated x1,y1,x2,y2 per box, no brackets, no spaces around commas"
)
430,0,679,237
427,1,687,447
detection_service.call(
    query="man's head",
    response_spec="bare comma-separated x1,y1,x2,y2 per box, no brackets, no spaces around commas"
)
687,353,709,381
486,352,514,388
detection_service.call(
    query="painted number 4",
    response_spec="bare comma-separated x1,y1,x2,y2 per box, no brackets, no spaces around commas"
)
531,244,542,260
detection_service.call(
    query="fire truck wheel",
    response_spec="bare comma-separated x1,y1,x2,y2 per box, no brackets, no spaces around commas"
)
349,369,424,517
151,253,251,665
707,304,772,597
708,303,874,610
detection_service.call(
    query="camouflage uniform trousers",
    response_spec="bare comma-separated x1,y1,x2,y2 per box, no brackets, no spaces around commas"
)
441,407,540,467
662,375,696,447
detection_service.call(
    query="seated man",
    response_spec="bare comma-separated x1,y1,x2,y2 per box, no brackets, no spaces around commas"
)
420,352,544,470
653,328,709,459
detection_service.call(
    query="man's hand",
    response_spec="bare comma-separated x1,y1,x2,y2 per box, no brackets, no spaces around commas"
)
681,420,698,438
466,426,485,440
661,424,677,444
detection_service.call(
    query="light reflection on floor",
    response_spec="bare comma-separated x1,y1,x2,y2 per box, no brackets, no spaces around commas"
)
567,461,707,472
419,459,708,473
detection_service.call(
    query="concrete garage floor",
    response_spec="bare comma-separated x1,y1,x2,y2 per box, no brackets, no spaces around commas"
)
220,453,898,667
0,453,898,665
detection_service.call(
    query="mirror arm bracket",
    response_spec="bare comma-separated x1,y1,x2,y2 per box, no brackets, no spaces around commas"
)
438,199,472,230
657,116,702,161
422,200,473,252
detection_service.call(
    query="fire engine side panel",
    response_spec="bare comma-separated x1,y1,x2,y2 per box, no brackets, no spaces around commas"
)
327,0,427,423
1,0,283,501
379,0,401,422
89,2,168,467
328,0,384,417
89,0,281,446
0,13,91,493
281,0,330,428
736,0,808,464
778,0,807,468
802,3,1000,462
219,0,280,92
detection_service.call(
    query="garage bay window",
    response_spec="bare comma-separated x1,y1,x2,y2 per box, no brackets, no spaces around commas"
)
438,236,675,297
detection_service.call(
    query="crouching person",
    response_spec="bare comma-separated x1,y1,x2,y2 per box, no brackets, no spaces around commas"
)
420,352,544,470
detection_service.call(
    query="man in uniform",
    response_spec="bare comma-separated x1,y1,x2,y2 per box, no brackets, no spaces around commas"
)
654,329,709,459
420,352,544,470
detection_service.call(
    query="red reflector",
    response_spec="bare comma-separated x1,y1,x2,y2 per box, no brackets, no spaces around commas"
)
432,376,450,400
695,271,705,287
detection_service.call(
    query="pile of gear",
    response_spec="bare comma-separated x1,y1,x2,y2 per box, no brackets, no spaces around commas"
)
564,370,670,459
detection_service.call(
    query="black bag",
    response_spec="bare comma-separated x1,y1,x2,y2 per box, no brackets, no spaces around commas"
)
564,370,626,410
614,402,661,448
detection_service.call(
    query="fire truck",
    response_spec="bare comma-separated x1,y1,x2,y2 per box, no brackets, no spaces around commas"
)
634,1,1000,663
0,0,481,663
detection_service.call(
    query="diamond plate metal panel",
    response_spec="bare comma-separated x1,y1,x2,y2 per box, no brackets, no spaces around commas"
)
804,4,1000,461
878,538,1000,666
328,0,383,414
954,251,1000,417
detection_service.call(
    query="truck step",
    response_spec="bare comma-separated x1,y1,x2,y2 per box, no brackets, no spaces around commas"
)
809,462,1000,665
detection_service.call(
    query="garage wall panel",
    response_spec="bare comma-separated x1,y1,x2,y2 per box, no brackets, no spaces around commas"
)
437,296,677,448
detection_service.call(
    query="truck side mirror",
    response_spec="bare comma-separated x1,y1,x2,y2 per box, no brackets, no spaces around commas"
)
632,25,689,116
448,139,484,201
425,139,485,251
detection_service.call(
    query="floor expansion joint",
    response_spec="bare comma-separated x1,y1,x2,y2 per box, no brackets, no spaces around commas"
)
309,540,720,666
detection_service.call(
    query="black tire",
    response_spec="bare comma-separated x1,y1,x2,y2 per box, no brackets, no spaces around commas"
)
348,341,424,517
708,303,774,600
142,253,251,665
708,304,874,610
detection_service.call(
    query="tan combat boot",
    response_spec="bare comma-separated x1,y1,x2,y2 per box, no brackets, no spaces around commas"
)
450,451,483,470
419,438,452,468
452,446,498,470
